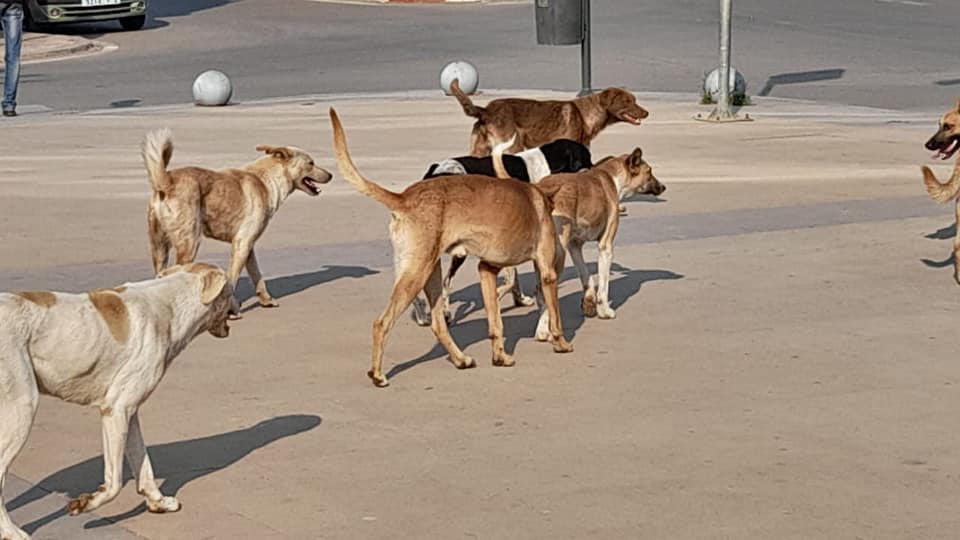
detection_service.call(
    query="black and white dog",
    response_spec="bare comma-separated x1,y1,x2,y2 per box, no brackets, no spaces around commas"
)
412,139,594,326
422,138,593,183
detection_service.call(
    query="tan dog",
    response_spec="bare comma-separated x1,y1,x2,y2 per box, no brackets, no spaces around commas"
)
142,129,332,307
0,263,236,540
450,79,649,156
329,108,572,387
492,147,664,335
921,100,960,283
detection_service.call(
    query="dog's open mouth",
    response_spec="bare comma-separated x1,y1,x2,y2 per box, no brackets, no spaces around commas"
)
622,113,644,125
933,138,960,161
302,177,322,195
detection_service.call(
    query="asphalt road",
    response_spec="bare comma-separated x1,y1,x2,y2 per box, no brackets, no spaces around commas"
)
13,0,960,114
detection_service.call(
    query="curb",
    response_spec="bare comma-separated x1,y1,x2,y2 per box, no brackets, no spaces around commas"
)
1,33,111,65
309,0,529,4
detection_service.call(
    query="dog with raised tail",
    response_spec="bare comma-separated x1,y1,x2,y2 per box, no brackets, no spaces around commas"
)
921,99,960,283
0,263,237,540
143,129,332,308
329,108,572,388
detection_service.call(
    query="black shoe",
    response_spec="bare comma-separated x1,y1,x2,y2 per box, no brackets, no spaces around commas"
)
2,109,16,117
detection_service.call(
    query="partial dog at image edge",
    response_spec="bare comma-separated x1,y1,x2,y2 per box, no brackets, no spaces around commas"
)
142,128,333,308
0,263,237,540
328,107,573,388
493,144,665,332
449,78,649,156
921,99,960,283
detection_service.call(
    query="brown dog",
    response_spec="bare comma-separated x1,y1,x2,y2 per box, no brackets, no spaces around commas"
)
922,100,960,283
492,147,664,334
329,108,572,387
450,79,648,156
142,129,332,307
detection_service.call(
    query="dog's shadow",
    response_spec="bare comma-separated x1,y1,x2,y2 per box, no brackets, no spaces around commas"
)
10,414,321,534
388,264,683,380
923,223,956,268
236,265,378,313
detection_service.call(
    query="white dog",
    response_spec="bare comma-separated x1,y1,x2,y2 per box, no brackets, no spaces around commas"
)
0,263,237,540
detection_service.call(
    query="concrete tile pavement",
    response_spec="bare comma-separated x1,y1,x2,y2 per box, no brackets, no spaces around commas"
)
1,91,958,539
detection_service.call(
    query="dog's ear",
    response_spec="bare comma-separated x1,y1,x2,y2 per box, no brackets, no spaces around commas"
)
627,148,644,171
256,145,293,161
198,268,228,305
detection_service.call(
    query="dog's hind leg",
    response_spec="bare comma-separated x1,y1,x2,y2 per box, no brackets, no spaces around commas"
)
0,345,38,540
245,249,278,308
496,267,536,308
147,207,171,275
567,240,597,317
423,261,475,370
595,219,619,319
443,255,467,322
533,226,573,353
478,261,513,367
124,413,180,514
369,245,440,387
68,406,133,515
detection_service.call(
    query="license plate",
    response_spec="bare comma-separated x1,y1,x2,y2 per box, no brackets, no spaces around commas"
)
81,0,122,6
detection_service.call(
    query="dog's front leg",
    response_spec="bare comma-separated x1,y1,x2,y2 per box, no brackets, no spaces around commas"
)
245,248,279,308
953,199,960,285
479,262,513,367
68,408,131,515
596,241,616,319
124,413,180,514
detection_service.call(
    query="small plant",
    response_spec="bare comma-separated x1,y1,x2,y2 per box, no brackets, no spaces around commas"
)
700,90,752,107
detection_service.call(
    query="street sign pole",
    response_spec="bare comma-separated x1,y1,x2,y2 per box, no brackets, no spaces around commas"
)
578,0,592,97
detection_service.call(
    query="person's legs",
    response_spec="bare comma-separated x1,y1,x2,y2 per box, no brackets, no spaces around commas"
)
1,2,22,115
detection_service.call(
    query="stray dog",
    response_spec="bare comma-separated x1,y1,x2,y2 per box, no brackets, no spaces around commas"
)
329,107,572,387
143,129,332,307
410,139,594,326
0,263,236,540
922,99,960,283
449,78,648,156
496,148,664,336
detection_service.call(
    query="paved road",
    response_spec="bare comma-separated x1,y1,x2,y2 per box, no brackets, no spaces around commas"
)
14,0,960,113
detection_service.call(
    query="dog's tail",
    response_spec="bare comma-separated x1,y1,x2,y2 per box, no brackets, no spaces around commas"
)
922,164,960,203
142,128,174,196
450,79,485,119
329,108,404,212
491,135,517,179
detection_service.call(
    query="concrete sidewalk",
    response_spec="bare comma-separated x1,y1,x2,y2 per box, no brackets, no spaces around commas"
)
1,91,957,540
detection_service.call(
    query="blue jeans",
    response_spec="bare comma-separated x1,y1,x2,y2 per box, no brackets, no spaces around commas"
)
0,2,22,111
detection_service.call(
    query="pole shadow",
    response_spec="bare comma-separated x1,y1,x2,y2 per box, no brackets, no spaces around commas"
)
923,222,956,269
11,415,321,534
386,264,683,381
757,69,845,97
236,265,378,312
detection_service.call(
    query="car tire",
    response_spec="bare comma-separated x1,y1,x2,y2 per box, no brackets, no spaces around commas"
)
119,14,146,30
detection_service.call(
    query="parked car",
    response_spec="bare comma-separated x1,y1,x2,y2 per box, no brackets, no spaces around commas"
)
25,0,148,31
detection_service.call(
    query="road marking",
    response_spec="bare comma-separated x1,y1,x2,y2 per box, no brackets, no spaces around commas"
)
876,0,929,6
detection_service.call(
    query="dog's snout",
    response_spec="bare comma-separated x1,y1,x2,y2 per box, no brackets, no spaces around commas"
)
926,135,942,151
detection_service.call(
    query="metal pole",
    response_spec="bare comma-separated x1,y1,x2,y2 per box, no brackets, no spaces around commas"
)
717,0,732,117
578,0,592,97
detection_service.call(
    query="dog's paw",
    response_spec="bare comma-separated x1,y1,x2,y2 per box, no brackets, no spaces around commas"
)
492,352,515,367
581,295,598,317
411,298,432,327
514,294,536,308
451,355,477,370
618,204,628,216
367,370,390,388
597,305,617,320
258,298,280,308
552,337,574,354
147,496,181,514
954,268,960,286
67,493,95,515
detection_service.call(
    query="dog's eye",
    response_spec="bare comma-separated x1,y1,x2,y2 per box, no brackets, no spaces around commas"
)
309,160,315,166
944,124,953,131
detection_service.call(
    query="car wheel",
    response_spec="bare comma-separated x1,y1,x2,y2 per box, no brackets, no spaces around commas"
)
119,14,146,30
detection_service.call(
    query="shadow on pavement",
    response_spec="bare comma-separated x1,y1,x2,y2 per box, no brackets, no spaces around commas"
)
11,415,322,534
757,68,845,97
386,264,683,381
236,265,379,312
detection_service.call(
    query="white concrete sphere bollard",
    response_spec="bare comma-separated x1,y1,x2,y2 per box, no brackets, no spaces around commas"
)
192,70,233,106
703,67,747,100
440,61,479,96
